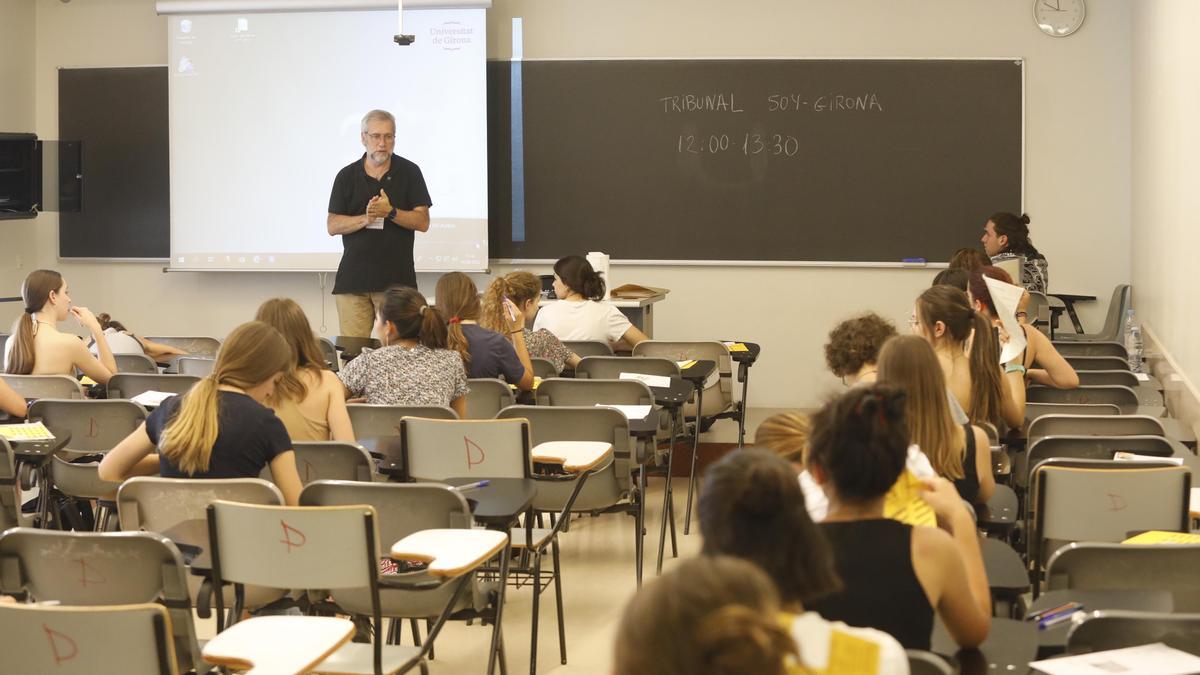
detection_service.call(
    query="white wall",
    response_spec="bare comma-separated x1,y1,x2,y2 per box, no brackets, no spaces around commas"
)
1132,0,1200,391
0,0,38,295
9,0,1132,408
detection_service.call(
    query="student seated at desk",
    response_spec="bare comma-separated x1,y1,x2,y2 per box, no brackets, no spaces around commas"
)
614,555,797,675
931,267,970,292
947,247,990,272
98,321,303,506
823,312,897,386
436,272,534,391
878,336,994,504
87,313,188,362
533,255,649,350
481,271,580,373
698,449,908,673
0,379,27,419
337,286,468,417
981,212,1048,294
969,267,1079,391
4,269,116,386
804,385,991,651
914,285,1023,430
255,298,354,442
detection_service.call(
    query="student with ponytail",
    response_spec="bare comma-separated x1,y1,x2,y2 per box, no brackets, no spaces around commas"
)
435,272,534,391
480,271,580,373
614,555,798,675
255,298,354,442
913,285,1024,430
699,449,908,673
4,269,117,385
878,335,994,504
981,212,1049,294
805,385,991,650
337,286,469,416
533,255,649,349
99,321,303,506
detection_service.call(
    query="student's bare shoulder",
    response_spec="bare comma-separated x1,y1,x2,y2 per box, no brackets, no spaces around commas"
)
911,523,956,561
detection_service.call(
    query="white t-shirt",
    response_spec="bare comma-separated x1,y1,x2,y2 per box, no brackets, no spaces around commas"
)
89,328,144,356
533,299,632,343
783,612,909,674
799,445,935,523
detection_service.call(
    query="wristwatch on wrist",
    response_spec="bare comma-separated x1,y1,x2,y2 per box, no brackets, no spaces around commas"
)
387,207,397,221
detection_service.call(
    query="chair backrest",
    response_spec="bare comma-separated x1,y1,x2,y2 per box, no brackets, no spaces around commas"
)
536,378,655,407
347,403,458,438
116,477,284,533
1074,370,1142,389
905,650,954,675
0,602,178,675
107,374,201,401
530,357,560,379
0,438,23,530
174,357,214,377
1028,435,1180,468
1095,285,1132,342
400,417,530,481
114,353,159,374
1026,402,1123,423
318,336,339,372
497,405,632,490
1030,458,1190,571
51,456,122,501
562,340,613,357
270,442,375,484
633,340,734,401
576,355,679,381
29,399,148,454
301,481,472,550
1066,610,1200,656
1046,542,1200,606
1027,385,1139,412
0,373,82,400
0,528,198,673
1052,341,1129,359
1066,356,1132,372
143,336,221,359
464,378,516,420
1028,415,1166,444
208,500,377,591
1026,291,1051,333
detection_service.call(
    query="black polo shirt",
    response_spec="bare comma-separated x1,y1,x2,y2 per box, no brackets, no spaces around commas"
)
328,153,432,294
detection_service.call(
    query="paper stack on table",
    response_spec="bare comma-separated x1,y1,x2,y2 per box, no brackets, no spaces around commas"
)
0,421,55,441
1030,642,1200,675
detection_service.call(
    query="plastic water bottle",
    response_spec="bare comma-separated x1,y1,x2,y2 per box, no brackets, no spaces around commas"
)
1124,309,1144,373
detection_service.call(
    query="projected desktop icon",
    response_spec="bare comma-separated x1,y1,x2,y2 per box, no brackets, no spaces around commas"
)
178,57,194,74
235,18,249,33
179,19,192,34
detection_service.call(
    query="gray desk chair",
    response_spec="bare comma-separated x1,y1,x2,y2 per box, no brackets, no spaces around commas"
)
1052,341,1128,359
30,399,148,531
1053,285,1131,343
0,602,179,675
175,357,215,377
1066,355,1132,371
1066,610,1200,656
1027,384,1159,417
1025,402,1122,425
319,335,340,372
261,441,375,485
562,340,612,358
1075,370,1164,402
1019,434,1187,491
0,373,83,399
1027,414,1165,445
114,352,159,374
0,333,7,358
107,373,201,400
530,357,559,379
0,528,208,673
347,403,458,438
465,378,516,420
300,481,501,672
143,335,221,358
1027,458,1190,575
0,438,25,530
116,477,287,614
906,650,954,675
205,500,491,674
1026,291,1052,336
1044,542,1200,608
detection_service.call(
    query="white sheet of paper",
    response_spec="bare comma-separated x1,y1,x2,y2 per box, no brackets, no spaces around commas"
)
365,217,385,230
1191,487,1200,515
595,404,653,420
1136,372,1151,381
984,275,1028,365
1113,451,1183,465
620,372,671,389
130,390,176,407
1030,643,1200,675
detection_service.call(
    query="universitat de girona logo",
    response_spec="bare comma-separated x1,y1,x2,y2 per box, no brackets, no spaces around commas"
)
429,21,474,51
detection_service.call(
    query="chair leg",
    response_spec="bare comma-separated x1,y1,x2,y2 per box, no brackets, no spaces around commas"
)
386,618,399,645
635,465,646,587
487,546,511,675
551,537,567,665
426,618,436,660
410,618,422,649
683,388,703,535
657,415,679,575
529,551,541,675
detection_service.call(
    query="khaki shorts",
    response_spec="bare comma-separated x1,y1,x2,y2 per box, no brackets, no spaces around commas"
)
334,292,387,338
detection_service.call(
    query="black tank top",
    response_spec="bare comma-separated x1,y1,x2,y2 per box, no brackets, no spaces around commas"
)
953,423,980,503
809,519,934,650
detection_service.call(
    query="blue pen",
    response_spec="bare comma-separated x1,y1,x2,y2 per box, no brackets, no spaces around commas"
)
454,480,491,491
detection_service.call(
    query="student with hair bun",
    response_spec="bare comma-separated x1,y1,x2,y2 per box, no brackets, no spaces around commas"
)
614,555,798,675
480,271,580,373
99,321,304,506
4,269,117,385
533,255,649,349
806,385,991,650
981,212,1048,294
338,286,469,416
87,313,188,362
435,272,534,391
699,449,908,673
913,285,1024,430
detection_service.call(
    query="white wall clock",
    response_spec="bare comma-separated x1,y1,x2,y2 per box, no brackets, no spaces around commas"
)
1034,0,1085,37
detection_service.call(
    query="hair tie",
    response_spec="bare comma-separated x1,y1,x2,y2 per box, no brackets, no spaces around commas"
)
449,316,461,325
419,305,427,316
24,307,37,315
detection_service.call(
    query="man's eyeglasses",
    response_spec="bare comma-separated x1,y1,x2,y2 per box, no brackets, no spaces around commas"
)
366,133,395,142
